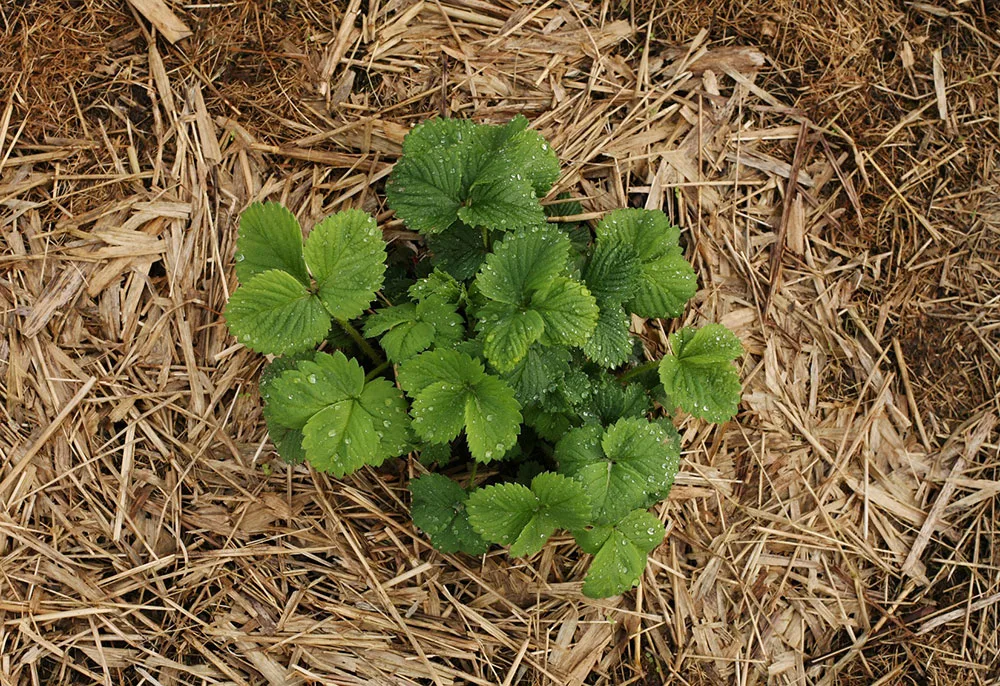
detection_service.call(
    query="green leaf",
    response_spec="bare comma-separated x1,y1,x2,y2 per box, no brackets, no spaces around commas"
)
304,209,386,321
463,375,521,461
479,303,545,373
386,146,467,234
458,177,546,232
364,297,463,362
402,117,479,157
410,474,488,555
263,351,364,429
583,241,640,302
409,269,464,304
593,209,697,319
467,472,591,558
531,277,599,347
476,228,572,305
399,350,521,462
302,401,381,476
234,202,309,286
417,442,452,468
595,208,679,263
556,418,680,524
398,348,484,397
583,301,632,368
428,221,491,280
576,509,665,598
591,378,651,426
472,115,560,198
225,270,330,355
628,248,698,319
502,346,571,405
357,378,412,456
266,422,306,464
658,324,743,422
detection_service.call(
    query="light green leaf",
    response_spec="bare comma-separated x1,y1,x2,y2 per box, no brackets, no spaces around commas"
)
576,509,665,598
658,324,743,423
583,301,632,368
628,248,698,319
398,349,484,397
364,297,464,362
399,350,521,462
410,382,468,444
409,473,488,555
234,202,309,286
531,277,599,347
476,228,572,304
467,472,590,558
262,351,364,429
225,270,330,355
304,209,386,321
556,418,680,524
471,115,560,197
301,400,381,476
357,378,412,456
416,296,465,348
464,375,521,462
479,303,545,373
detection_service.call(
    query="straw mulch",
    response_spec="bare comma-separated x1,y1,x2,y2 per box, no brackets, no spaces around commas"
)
2,1,998,684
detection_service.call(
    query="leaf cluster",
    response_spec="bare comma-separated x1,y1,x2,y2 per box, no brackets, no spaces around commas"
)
224,117,743,598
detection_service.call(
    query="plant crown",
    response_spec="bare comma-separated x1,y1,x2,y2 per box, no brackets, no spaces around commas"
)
224,115,742,598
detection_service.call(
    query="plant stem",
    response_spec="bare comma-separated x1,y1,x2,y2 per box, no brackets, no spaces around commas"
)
480,225,491,252
466,461,479,492
364,360,392,382
337,318,383,365
618,358,660,384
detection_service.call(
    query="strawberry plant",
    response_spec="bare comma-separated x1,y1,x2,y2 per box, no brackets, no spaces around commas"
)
224,116,742,598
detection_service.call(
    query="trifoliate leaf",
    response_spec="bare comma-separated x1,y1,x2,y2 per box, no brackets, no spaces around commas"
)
576,509,665,598
593,209,697,319
476,228,572,305
263,352,410,476
263,351,364,429
428,222,491,281
523,405,575,442
556,417,680,524
583,301,632,368
467,472,591,558
363,297,464,362
479,303,545,373
583,241,640,302
386,146,467,234
266,422,306,464
388,117,556,235
225,270,330,355
503,346,571,405
303,209,386,321
458,176,546,232
399,350,521,462
658,324,743,423
409,473,488,555
629,248,698,319
531,277,599,347
234,202,309,286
